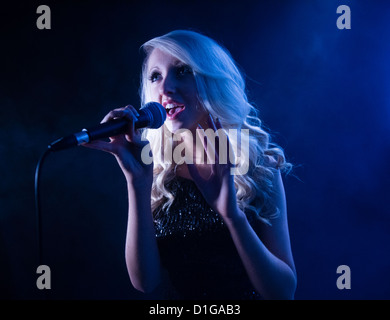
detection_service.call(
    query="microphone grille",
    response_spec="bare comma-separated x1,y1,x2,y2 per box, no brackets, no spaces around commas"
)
141,102,167,129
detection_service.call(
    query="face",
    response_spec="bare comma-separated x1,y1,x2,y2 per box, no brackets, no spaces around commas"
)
145,48,208,133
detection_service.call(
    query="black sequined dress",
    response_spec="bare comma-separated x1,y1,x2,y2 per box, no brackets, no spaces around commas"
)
153,176,262,300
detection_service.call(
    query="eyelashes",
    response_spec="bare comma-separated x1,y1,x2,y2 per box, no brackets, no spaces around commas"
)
148,65,193,83
177,65,193,76
148,71,161,83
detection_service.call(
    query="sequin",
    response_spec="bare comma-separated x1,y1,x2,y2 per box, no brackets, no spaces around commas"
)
154,176,226,238
153,176,262,300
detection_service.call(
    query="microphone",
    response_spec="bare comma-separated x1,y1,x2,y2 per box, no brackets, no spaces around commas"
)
48,102,166,152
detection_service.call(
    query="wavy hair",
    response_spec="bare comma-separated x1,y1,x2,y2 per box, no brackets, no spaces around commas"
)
139,30,291,224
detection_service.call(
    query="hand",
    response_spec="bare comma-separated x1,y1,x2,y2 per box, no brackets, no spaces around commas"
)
82,105,153,186
187,115,239,220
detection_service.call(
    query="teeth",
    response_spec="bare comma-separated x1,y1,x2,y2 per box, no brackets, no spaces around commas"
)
166,103,175,109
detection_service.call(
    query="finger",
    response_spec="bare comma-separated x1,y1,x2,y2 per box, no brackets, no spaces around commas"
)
208,113,219,132
126,116,147,147
124,105,140,120
100,106,141,142
101,109,132,124
195,126,217,165
197,121,217,153
101,105,139,124
117,106,141,142
207,114,220,160
214,118,232,166
194,126,206,165
214,117,222,130
81,139,116,154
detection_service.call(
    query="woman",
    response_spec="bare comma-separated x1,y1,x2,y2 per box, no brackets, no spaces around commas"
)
85,30,297,300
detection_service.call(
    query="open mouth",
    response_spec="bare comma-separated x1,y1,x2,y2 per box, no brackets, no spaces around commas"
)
165,103,186,120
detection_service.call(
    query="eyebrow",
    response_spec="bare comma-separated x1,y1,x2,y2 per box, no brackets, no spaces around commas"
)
148,66,160,73
147,59,188,72
172,59,187,66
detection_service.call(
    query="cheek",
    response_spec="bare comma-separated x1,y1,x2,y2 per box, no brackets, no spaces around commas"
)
146,84,159,102
182,86,200,108
186,83,198,98
151,87,160,101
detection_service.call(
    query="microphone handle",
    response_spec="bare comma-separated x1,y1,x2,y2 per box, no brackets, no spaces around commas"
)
85,112,151,140
48,119,129,152
48,112,152,152
84,118,129,141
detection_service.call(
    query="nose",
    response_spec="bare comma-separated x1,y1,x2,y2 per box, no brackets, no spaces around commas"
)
159,72,177,96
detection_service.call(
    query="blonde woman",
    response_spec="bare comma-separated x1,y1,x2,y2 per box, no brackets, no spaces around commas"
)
85,30,297,300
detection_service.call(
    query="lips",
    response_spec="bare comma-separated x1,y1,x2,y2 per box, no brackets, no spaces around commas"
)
164,103,186,120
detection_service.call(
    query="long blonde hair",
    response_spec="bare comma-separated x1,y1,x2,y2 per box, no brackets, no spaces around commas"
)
139,30,291,224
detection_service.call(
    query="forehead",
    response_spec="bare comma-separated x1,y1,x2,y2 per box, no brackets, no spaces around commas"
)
147,48,184,70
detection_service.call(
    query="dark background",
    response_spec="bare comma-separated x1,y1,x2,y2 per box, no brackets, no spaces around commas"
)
1,0,389,300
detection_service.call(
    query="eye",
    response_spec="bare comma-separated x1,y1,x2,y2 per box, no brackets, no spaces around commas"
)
177,65,193,77
148,71,161,83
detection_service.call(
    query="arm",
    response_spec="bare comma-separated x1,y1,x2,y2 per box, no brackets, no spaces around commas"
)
223,170,297,300
188,115,296,299
124,179,162,293
83,105,162,293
